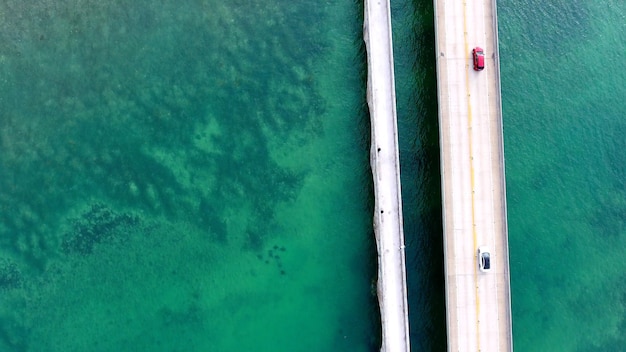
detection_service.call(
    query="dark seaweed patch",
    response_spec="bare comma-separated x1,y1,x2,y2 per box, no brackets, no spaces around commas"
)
62,204,140,255
0,0,324,267
0,259,22,290
158,302,205,329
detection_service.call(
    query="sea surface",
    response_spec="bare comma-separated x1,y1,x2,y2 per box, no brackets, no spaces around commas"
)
0,1,380,351
394,0,626,350
1,0,623,351
390,0,448,350
498,0,626,351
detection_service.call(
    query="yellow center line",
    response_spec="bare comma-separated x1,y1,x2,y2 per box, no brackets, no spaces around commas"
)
462,0,481,349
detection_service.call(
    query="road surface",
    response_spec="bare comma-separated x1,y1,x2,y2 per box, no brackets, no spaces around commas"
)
433,0,513,350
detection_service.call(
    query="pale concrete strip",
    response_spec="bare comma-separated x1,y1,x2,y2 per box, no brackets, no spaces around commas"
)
363,0,411,351
433,0,513,351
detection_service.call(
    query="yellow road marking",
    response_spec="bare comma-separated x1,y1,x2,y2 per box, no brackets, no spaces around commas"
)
462,0,481,349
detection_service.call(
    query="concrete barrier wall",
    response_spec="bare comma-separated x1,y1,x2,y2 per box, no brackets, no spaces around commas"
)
363,0,411,351
490,1,514,350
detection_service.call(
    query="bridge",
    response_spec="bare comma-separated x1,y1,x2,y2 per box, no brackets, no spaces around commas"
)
433,0,513,350
363,0,411,351
363,0,513,350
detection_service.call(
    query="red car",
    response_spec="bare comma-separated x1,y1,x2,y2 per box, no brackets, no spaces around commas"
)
472,47,485,71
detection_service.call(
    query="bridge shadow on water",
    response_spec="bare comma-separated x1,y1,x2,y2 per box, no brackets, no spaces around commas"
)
392,0,448,350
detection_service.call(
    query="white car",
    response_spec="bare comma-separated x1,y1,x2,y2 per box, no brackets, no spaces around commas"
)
478,246,491,272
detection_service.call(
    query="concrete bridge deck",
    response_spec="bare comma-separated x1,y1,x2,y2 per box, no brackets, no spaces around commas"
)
363,0,411,351
433,0,513,351
363,0,512,349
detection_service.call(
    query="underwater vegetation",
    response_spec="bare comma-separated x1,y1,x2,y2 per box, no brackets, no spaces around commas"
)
61,203,141,255
0,0,326,266
0,259,21,290
0,0,339,350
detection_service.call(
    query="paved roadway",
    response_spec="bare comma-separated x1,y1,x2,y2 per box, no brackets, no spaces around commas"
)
363,0,411,351
433,0,513,351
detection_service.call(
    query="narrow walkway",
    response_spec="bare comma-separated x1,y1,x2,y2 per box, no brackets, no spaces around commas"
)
363,0,411,351
432,0,513,350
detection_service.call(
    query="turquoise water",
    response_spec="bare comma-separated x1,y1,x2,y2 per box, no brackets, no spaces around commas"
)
395,0,626,350
0,1,380,350
3,0,621,350
499,0,626,350
390,0,448,350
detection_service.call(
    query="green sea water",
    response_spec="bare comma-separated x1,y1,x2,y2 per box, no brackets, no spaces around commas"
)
499,0,626,350
0,1,380,351
390,0,448,350
3,0,620,350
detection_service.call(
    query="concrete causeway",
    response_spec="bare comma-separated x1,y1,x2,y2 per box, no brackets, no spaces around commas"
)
363,0,411,351
433,0,514,351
